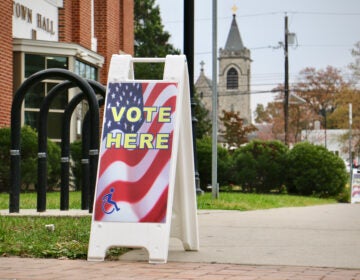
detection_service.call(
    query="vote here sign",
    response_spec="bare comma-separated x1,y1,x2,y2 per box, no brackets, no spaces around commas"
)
93,82,178,223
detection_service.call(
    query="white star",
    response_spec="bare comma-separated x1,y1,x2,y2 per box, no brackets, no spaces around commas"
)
107,120,111,128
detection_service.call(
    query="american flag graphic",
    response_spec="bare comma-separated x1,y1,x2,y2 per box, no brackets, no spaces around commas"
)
94,82,178,223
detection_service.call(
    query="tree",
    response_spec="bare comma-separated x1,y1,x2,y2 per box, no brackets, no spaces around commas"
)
295,66,360,151
349,41,360,80
255,66,350,144
193,92,211,139
254,101,284,140
295,66,349,129
134,0,180,79
329,86,360,152
329,88,360,128
254,96,309,142
254,104,271,124
343,42,360,150
219,110,257,148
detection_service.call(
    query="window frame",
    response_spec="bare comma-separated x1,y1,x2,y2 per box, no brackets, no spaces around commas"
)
226,67,239,90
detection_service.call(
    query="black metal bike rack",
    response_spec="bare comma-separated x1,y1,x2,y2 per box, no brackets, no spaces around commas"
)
10,68,101,213
60,80,105,211
80,97,105,212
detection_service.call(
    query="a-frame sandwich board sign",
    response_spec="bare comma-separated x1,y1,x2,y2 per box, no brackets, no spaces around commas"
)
351,173,360,203
87,54,199,264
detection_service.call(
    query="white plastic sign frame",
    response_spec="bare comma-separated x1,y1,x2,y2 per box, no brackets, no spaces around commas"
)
351,173,360,203
87,54,199,263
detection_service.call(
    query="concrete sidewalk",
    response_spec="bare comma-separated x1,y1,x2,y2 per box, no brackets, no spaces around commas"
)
1,204,360,279
121,204,360,269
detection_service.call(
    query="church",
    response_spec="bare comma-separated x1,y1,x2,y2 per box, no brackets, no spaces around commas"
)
195,12,252,125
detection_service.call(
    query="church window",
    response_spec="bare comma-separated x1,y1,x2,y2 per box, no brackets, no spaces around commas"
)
226,67,238,89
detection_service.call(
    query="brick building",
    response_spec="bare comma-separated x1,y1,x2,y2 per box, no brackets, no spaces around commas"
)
1,0,133,142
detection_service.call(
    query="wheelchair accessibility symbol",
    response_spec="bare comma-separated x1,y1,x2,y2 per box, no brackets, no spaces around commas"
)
102,188,120,214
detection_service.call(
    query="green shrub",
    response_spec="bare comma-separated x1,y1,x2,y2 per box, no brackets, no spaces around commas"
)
231,140,288,193
196,137,232,191
286,142,348,198
70,140,82,191
18,126,38,190
0,126,60,192
0,128,11,192
47,138,61,190
336,186,350,203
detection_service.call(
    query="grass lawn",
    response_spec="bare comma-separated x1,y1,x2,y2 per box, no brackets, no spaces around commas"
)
0,191,337,259
197,192,337,211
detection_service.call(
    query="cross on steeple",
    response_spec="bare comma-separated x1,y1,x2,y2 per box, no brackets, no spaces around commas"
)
200,60,205,72
224,4,244,51
232,4,238,15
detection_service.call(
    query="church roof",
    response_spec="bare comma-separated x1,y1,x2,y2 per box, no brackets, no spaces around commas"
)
224,14,244,52
195,64,212,89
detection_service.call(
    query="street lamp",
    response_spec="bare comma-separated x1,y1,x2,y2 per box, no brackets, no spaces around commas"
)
211,0,218,199
184,0,204,195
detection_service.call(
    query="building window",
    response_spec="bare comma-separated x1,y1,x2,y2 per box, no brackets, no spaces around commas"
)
25,54,68,78
74,59,98,136
226,67,238,90
24,54,69,141
75,60,98,80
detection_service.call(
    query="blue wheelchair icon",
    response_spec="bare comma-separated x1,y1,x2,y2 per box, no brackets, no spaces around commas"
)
102,188,120,214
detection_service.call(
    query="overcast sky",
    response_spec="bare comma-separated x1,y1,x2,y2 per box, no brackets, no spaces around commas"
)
155,0,360,112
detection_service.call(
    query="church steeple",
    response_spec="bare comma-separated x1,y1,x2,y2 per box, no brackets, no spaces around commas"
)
195,5,252,129
224,12,244,52
217,6,252,124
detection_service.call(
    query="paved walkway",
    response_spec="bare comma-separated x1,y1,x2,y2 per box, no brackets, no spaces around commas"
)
1,257,360,280
1,204,360,279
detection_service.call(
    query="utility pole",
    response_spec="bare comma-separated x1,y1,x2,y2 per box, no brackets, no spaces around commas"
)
284,15,289,146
